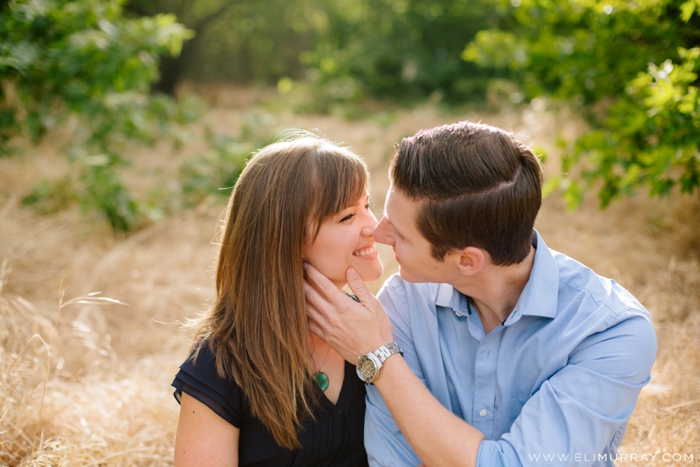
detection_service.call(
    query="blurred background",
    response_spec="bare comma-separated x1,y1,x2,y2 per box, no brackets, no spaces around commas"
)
1,0,699,464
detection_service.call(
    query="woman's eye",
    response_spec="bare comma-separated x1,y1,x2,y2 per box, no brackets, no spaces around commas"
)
365,203,371,209
340,213,355,222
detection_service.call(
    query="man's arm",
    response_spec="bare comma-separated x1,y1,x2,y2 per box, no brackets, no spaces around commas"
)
369,353,485,467
305,264,485,467
364,387,422,467
364,277,439,466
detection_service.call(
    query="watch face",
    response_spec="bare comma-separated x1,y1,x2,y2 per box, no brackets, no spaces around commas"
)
356,355,378,382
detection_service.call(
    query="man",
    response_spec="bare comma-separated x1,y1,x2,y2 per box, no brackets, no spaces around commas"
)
304,121,656,466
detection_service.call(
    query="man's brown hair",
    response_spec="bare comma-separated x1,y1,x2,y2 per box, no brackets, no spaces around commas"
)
390,121,543,266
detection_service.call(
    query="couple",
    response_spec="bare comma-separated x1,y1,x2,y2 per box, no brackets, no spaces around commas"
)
171,121,656,466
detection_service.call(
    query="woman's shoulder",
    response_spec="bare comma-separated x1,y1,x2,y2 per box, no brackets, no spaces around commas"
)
178,341,236,388
173,340,247,426
180,340,216,369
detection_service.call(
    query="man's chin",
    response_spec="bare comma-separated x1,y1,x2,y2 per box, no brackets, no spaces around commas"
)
398,267,426,283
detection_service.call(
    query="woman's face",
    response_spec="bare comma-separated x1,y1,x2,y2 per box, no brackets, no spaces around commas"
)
303,192,383,289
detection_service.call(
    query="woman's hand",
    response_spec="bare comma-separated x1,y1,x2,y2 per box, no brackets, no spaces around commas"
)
304,263,394,362
174,393,239,467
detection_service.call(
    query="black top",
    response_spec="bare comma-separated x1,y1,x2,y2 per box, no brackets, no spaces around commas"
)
172,343,369,467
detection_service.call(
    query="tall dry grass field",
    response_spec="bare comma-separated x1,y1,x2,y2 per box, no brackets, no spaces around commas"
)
1,94,698,466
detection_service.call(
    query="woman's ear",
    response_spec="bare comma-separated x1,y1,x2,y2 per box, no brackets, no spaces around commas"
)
456,247,485,276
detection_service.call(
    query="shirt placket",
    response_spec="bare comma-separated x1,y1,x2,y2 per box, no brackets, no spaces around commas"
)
471,329,500,438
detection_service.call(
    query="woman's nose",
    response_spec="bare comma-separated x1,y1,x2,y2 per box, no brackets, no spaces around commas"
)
360,211,378,237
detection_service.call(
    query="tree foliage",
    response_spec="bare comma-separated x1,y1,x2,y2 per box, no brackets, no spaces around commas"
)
3,0,697,227
0,0,198,230
125,0,509,104
302,0,505,102
464,0,700,207
125,0,322,93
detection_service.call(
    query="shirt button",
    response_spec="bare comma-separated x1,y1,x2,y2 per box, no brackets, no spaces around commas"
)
479,409,487,417
455,311,463,317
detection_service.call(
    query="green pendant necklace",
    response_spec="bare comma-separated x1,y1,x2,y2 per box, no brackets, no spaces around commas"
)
312,346,331,391
312,371,329,391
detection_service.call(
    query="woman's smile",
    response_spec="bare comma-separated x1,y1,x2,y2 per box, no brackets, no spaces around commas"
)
353,243,377,258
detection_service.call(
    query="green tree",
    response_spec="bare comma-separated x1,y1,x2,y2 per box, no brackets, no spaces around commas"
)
0,0,197,230
464,0,700,207
120,0,512,106
305,0,506,103
125,0,323,93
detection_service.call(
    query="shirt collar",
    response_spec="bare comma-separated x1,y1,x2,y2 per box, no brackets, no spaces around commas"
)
435,282,455,308
433,230,559,320
512,229,559,319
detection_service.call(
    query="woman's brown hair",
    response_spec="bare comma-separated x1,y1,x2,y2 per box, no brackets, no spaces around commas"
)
191,135,367,449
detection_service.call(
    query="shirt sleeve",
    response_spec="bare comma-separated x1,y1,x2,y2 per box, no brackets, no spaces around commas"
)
172,342,245,428
478,312,657,467
364,278,423,467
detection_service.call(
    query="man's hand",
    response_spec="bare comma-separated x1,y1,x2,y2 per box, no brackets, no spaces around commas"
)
304,263,393,362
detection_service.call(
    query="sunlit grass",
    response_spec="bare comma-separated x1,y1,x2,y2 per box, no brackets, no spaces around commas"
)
1,95,698,466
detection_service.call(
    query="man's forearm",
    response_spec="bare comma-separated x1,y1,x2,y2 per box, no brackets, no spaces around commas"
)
373,355,485,467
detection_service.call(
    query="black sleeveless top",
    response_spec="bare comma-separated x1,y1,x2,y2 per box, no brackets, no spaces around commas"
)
172,343,369,466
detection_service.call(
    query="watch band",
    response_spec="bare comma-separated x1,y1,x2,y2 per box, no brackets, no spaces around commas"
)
372,341,403,363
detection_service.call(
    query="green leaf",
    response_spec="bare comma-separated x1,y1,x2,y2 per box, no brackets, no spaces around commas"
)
542,176,560,198
562,179,583,210
0,0,197,232
680,0,698,22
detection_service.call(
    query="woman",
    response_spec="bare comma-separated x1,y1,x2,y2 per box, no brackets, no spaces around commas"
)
172,135,383,466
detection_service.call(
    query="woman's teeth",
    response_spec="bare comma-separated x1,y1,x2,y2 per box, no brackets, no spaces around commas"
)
353,246,375,257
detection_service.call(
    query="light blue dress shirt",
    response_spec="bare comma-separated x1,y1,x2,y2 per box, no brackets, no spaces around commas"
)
365,231,657,466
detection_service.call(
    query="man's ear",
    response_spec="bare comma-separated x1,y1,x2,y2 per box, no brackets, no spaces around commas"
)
456,247,485,276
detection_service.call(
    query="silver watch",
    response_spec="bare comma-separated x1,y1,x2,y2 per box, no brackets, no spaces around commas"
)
356,342,403,384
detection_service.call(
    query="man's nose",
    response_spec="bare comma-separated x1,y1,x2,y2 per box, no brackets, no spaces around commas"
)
373,217,393,245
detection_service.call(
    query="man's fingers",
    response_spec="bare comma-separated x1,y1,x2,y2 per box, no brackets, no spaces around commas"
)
303,280,330,310
345,267,375,306
304,283,344,335
305,298,328,329
303,264,392,363
304,263,344,305
308,317,324,339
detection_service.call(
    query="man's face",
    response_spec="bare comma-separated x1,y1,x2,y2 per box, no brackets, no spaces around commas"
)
374,187,456,283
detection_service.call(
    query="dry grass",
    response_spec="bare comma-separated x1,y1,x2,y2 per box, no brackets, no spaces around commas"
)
1,92,698,465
